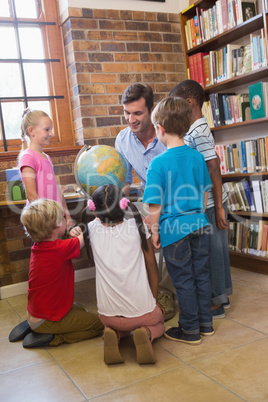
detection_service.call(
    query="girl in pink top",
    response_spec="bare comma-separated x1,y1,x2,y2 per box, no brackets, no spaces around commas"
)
18,109,74,230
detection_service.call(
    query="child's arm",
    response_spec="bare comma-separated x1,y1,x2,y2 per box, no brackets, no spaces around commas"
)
204,191,208,211
148,203,161,249
21,166,39,202
69,226,85,249
143,238,159,299
206,158,228,230
59,189,75,231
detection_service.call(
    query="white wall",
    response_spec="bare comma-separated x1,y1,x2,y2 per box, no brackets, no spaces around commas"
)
59,0,189,15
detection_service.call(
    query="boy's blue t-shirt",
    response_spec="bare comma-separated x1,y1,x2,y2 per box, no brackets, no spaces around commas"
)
143,145,212,248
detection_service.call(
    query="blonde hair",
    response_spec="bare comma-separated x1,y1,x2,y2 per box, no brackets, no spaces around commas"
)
151,97,192,139
20,108,50,151
20,198,64,242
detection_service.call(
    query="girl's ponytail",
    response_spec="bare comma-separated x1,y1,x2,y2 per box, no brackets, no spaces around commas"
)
127,202,149,252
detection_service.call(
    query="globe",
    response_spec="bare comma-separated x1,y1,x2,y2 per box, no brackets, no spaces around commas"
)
74,145,127,196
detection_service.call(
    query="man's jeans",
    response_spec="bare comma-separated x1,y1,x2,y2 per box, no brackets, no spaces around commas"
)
163,229,212,334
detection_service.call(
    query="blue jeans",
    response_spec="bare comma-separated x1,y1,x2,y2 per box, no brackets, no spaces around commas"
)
205,202,232,305
163,229,212,334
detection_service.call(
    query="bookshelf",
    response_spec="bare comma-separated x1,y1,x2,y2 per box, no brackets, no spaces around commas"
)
179,0,268,274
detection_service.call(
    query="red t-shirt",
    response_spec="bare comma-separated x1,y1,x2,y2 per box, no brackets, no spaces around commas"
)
27,238,80,321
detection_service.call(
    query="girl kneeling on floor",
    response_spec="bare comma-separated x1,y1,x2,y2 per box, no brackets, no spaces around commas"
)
71,184,164,365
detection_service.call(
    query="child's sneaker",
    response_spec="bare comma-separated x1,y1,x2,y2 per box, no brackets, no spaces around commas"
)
200,326,214,336
103,328,124,365
212,306,225,319
164,326,201,345
157,288,176,321
222,298,231,309
133,327,156,364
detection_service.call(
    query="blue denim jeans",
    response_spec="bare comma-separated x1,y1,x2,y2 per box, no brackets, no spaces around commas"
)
163,229,212,334
205,202,232,305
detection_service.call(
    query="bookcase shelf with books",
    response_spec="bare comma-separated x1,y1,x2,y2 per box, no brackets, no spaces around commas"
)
180,0,268,274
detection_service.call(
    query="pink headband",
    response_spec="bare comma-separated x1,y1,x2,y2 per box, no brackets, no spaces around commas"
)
87,199,96,211
88,197,130,211
119,197,130,210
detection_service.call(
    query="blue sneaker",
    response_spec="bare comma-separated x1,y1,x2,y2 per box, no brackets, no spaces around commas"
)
222,298,231,309
200,326,215,336
212,306,225,319
164,326,202,345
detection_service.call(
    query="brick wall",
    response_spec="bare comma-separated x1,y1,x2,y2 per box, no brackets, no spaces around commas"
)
62,8,185,149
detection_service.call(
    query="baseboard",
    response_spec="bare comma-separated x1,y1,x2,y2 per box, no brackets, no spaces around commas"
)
0,267,95,300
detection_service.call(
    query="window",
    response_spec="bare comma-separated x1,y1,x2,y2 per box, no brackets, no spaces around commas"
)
0,0,74,154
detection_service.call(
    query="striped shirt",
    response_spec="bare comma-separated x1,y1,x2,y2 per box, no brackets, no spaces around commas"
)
184,117,228,209
115,126,166,188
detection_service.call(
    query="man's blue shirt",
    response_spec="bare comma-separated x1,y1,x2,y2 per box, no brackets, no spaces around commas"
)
115,126,166,188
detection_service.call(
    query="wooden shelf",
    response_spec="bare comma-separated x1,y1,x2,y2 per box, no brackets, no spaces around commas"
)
228,211,268,218
211,117,268,132
187,13,264,55
222,172,268,179
204,67,268,94
229,251,268,275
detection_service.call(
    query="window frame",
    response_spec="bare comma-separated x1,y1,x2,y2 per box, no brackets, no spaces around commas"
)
0,0,75,158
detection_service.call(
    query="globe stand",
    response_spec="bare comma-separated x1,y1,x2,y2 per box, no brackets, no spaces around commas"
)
74,145,92,199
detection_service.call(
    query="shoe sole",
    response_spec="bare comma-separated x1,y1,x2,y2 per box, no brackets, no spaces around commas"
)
104,329,124,365
212,313,225,319
223,304,230,310
164,331,202,345
133,328,156,364
200,330,215,336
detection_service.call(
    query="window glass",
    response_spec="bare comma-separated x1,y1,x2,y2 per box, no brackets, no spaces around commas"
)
0,26,18,59
24,63,49,96
0,64,23,97
28,101,51,117
0,0,10,17
14,0,37,18
19,26,45,59
2,102,24,140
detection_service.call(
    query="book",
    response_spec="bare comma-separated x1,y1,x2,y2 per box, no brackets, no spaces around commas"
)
227,144,235,172
234,181,247,211
261,224,268,257
242,43,252,74
203,54,211,87
232,143,239,172
188,54,196,81
220,0,229,32
241,1,256,22
249,82,267,120
252,180,263,213
240,140,247,173
195,52,209,88
241,179,255,211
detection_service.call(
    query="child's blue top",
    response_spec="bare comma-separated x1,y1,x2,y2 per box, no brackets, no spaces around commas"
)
143,144,212,247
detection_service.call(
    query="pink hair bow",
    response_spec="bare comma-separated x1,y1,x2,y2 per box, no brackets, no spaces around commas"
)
119,197,130,210
87,199,96,211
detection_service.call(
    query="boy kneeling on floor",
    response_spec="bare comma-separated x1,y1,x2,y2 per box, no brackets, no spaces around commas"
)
9,198,103,348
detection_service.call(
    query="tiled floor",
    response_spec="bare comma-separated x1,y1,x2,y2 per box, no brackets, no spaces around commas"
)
1,267,268,401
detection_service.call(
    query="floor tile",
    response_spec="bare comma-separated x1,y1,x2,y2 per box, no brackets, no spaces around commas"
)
157,317,265,364
227,295,268,334
0,300,26,339
192,337,268,401
0,338,52,374
54,335,186,399
93,365,243,401
0,361,85,402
